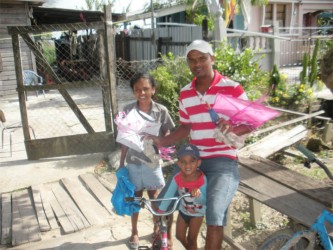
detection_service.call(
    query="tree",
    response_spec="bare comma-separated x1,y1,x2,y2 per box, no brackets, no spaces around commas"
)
83,0,114,11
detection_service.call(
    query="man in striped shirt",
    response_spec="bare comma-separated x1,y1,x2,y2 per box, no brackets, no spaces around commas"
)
150,40,251,250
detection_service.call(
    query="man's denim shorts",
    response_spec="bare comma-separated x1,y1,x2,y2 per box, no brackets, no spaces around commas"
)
126,163,165,191
200,157,240,226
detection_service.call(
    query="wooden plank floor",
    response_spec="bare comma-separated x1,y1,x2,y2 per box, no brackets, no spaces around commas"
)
0,173,113,247
11,189,41,246
1,192,11,245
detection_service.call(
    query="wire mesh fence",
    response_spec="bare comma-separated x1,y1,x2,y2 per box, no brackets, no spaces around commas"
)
4,22,171,159
115,58,160,89
278,31,332,84
12,23,107,140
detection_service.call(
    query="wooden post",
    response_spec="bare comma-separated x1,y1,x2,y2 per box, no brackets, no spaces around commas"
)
249,198,262,227
11,33,32,156
103,4,117,133
322,122,333,144
97,28,112,133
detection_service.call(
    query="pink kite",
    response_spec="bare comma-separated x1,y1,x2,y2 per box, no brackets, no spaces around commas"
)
212,93,280,129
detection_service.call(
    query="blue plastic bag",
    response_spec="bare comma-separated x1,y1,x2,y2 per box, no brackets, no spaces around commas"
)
111,167,140,216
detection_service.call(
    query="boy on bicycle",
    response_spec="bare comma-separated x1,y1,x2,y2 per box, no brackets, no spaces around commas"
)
159,143,207,250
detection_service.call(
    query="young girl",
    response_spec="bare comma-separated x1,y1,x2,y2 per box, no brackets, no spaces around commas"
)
158,143,207,250
118,72,175,249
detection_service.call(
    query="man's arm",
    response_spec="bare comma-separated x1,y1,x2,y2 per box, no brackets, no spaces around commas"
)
148,124,191,147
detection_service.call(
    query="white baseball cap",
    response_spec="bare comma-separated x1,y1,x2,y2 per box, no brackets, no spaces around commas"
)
185,40,214,57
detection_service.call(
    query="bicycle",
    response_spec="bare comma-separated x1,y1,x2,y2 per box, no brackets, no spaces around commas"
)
259,209,333,250
124,193,191,250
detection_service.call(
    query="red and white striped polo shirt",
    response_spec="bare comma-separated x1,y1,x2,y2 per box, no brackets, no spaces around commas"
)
179,70,248,160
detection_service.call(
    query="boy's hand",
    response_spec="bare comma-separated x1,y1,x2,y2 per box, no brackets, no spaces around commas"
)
190,188,201,198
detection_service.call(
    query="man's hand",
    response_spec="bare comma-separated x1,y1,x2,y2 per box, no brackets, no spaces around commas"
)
216,118,232,134
216,118,252,136
141,134,164,148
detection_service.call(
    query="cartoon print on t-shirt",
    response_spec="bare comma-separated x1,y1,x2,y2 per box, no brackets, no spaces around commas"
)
179,187,203,214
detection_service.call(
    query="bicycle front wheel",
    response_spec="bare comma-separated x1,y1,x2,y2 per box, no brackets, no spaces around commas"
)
282,230,320,250
259,229,294,250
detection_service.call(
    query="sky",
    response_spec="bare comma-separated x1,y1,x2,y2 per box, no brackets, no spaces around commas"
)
43,0,152,33
43,0,150,14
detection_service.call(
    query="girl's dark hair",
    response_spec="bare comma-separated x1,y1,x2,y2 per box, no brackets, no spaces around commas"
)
130,72,156,90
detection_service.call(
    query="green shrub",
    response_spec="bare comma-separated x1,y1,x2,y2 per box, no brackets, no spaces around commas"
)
269,64,315,109
214,41,270,100
150,53,192,122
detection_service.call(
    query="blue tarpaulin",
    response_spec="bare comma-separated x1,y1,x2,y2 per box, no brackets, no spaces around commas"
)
111,167,140,216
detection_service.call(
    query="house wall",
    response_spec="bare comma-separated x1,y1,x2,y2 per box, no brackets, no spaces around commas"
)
0,2,34,97
128,26,202,61
299,3,333,27
249,1,332,33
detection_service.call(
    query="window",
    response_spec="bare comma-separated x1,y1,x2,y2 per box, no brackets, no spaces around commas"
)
265,4,273,21
277,4,286,27
265,4,286,27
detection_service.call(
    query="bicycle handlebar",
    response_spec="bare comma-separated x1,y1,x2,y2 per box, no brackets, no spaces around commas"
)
296,143,316,162
124,193,191,216
296,143,333,181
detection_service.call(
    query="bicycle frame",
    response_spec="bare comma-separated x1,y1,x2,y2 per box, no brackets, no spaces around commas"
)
152,216,168,250
281,209,333,250
124,193,191,250
311,209,333,250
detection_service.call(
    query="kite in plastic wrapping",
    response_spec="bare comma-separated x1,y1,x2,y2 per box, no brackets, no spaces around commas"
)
209,93,280,148
114,109,175,161
114,109,161,152
212,93,280,129
111,167,140,216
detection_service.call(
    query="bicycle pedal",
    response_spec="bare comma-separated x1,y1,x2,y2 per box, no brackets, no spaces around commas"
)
138,246,150,250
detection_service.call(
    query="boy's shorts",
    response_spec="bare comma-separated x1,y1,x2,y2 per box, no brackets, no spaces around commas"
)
126,163,165,191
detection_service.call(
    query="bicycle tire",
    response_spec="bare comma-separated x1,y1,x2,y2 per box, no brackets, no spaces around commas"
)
282,230,320,250
258,229,294,250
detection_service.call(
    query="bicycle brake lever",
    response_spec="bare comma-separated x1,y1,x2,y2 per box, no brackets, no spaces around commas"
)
304,161,311,169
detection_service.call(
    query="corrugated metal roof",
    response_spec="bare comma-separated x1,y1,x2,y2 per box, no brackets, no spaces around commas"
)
32,6,124,24
0,0,45,5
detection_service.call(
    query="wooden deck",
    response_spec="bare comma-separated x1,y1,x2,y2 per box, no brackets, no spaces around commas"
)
238,156,333,232
1,173,114,247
